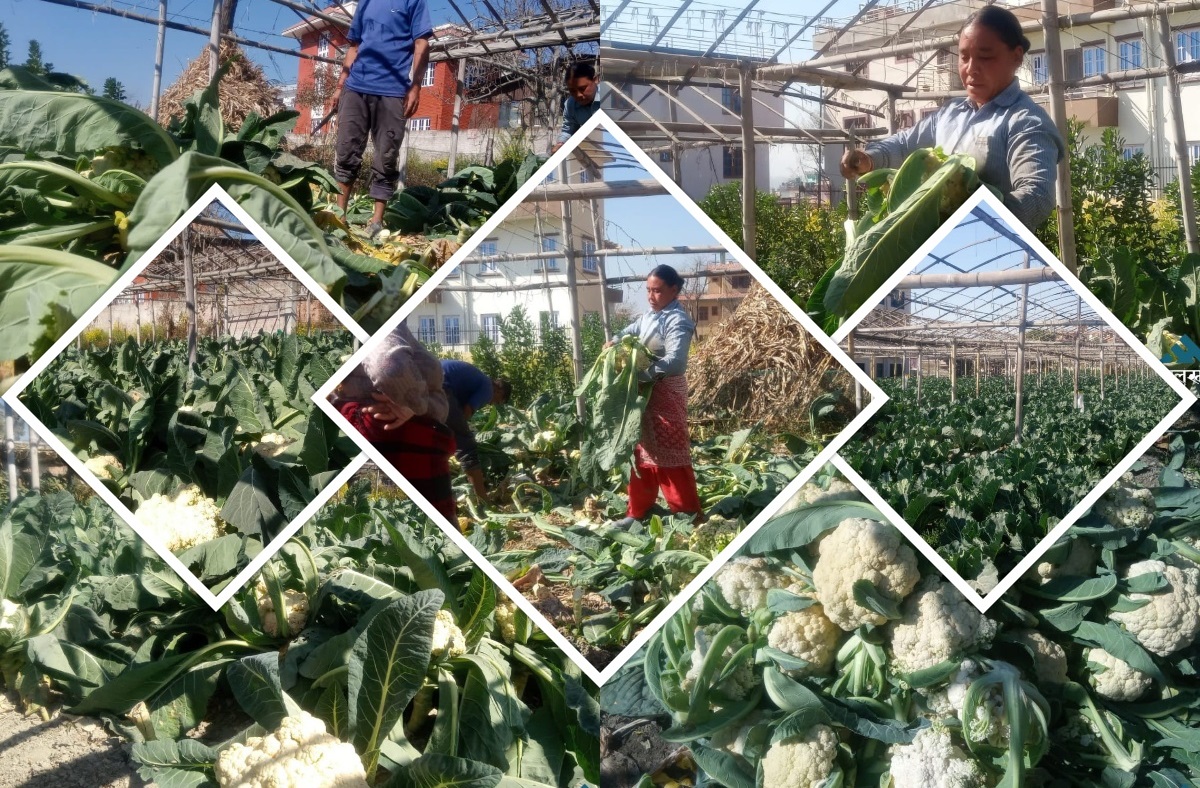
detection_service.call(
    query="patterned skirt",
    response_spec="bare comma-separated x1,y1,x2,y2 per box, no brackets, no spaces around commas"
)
634,375,692,469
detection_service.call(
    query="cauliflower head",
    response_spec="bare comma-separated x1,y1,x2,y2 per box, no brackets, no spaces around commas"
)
889,579,997,674
1035,538,1098,584
1009,629,1068,685
760,725,839,788
83,454,123,481
776,477,859,515
767,605,841,677
494,599,517,644
689,516,740,558
1087,647,1152,702
1110,559,1200,656
712,557,792,613
136,485,224,552
888,725,984,788
214,710,369,788
0,598,28,649
254,581,308,638
1094,478,1155,530
812,519,920,631
251,433,292,459
431,609,467,660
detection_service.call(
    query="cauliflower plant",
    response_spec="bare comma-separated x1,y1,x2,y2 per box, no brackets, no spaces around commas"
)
1087,647,1152,701
1035,538,1098,584
83,453,123,481
712,557,793,613
254,581,308,638
136,485,224,552
681,624,760,702
812,519,920,631
760,725,839,788
495,599,517,644
889,579,997,674
214,710,368,788
251,433,292,459
0,599,28,649
1094,479,1155,530
689,516,740,558
888,725,984,788
1110,558,1200,656
767,605,841,677
776,477,859,515
431,609,467,660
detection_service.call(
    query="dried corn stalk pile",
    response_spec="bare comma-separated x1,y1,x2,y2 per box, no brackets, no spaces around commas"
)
159,42,283,130
688,283,853,434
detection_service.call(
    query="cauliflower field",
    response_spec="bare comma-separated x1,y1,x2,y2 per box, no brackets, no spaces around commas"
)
19,332,359,556
456,388,808,669
0,469,599,787
601,448,1200,788
843,374,1180,582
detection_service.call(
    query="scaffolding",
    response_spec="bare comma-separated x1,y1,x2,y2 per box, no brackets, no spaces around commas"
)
600,0,1200,270
842,202,1154,443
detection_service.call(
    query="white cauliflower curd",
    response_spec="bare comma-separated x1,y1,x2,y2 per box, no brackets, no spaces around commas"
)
254,581,308,638
812,518,920,631
1087,647,1152,702
1110,558,1200,656
135,485,224,552
214,711,368,788
767,605,841,677
760,724,839,788
83,454,123,481
889,579,997,674
431,609,466,660
888,725,984,788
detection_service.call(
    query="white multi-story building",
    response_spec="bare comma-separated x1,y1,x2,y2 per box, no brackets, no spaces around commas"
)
409,151,621,354
813,0,1200,194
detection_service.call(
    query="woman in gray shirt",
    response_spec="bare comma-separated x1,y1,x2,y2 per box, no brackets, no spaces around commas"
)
840,5,1064,229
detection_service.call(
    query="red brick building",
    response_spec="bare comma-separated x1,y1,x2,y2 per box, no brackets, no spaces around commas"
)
281,6,501,135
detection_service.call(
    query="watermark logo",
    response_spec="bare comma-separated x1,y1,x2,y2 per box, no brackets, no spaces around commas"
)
1162,334,1200,365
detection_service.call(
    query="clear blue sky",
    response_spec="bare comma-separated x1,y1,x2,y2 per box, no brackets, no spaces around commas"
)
2,0,453,107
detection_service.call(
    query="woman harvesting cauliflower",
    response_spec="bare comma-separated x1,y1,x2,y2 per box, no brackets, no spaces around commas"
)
608,464,1200,788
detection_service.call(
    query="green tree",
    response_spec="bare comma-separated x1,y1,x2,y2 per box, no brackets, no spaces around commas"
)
496,306,540,406
698,183,847,305
24,39,49,75
0,23,11,69
101,77,127,102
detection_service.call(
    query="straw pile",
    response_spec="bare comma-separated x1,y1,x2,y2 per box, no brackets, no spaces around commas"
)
687,283,855,435
159,42,284,131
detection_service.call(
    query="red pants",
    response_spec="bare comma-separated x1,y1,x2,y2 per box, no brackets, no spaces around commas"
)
626,462,703,518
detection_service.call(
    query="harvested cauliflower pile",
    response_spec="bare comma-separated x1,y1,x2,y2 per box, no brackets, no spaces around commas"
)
214,711,368,788
136,485,224,552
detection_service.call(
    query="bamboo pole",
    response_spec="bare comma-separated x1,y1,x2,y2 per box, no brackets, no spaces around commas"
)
1040,0,1078,270
182,227,199,372
975,350,981,396
150,0,167,121
4,406,17,502
739,61,757,259
559,160,586,421
589,198,612,341
1157,10,1200,253
848,331,863,413
447,58,468,178
28,432,39,493
950,341,957,403
1014,254,1031,444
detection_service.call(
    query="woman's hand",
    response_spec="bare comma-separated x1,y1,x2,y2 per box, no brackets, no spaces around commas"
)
364,393,415,431
604,340,615,349
840,149,875,179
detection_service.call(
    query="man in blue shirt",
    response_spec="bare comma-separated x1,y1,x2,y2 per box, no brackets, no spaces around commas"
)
330,0,434,239
551,62,599,153
441,360,511,500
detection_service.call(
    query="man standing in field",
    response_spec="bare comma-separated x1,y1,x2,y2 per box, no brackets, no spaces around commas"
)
329,0,433,239
551,63,599,153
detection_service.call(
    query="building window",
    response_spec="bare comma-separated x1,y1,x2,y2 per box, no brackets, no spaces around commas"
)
921,107,938,120
481,314,501,343
443,316,461,345
582,239,598,273
888,290,908,309
1119,38,1143,70
723,147,743,179
539,311,560,329
418,316,437,344
541,234,559,270
898,111,915,129
421,62,436,88
609,91,632,111
1123,145,1145,160
721,86,742,114
1178,28,1200,63
499,101,521,128
1189,142,1200,164
1030,52,1048,85
659,151,673,163
316,34,330,58
731,274,751,289
1082,45,1106,78
844,59,868,75
697,306,709,321
711,305,720,317
843,116,870,130
478,239,498,273
408,117,431,131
